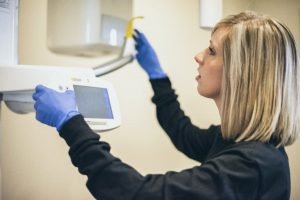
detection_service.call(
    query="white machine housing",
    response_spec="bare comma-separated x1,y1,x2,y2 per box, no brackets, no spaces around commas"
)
47,0,133,57
0,64,121,131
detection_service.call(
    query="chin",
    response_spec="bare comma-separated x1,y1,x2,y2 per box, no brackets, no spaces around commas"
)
197,87,208,97
197,86,202,95
198,88,216,99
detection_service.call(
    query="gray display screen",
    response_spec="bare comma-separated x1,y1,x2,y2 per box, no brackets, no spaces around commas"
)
73,85,113,119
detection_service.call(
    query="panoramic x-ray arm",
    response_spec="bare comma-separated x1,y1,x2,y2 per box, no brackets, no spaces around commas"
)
0,64,121,131
93,55,134,77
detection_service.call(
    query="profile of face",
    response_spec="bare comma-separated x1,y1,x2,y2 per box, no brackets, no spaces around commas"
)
194,28,227,104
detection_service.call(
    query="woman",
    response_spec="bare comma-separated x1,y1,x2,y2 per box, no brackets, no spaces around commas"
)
33,11,299,199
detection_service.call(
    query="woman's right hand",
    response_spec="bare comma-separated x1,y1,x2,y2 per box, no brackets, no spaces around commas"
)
32,85,80,131
133,29,167,79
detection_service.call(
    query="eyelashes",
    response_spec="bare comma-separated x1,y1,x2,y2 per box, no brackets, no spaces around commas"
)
208,46,215,55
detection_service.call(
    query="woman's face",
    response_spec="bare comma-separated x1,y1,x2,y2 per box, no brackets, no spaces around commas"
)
194,28,226,104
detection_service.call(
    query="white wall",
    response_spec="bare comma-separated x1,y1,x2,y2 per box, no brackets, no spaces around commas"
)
1,0,299,199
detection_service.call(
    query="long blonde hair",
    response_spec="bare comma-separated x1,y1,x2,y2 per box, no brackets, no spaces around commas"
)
214,11,300,146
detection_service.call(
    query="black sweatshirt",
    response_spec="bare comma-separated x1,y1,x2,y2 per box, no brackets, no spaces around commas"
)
60,77,290,200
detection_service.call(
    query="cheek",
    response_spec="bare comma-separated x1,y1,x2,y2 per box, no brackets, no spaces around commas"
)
197,79,221,98
197,66,223,98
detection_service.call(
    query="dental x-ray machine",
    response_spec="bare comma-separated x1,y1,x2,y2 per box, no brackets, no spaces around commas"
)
0,0,141,131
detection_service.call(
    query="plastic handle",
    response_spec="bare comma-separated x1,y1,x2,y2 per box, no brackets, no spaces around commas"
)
125,16,144,38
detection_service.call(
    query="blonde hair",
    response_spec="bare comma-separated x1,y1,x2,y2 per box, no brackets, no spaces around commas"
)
213,11,300,146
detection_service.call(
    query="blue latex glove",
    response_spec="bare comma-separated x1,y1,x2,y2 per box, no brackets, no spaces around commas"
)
133,29,167,79
32,85,80,131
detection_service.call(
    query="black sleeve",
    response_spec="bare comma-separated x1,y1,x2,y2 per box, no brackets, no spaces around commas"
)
150,78,218,162
60,116,260,200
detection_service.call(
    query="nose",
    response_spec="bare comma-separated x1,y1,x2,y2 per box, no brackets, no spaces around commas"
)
194,51,204,66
